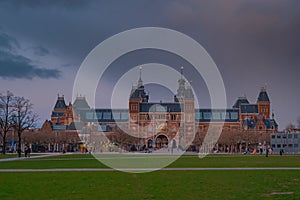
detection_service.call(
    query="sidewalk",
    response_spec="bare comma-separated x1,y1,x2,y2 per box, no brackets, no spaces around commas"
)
0,153,61,162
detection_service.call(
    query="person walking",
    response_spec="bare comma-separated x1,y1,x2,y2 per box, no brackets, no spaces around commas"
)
27,147,31,157
24,147,28,158
266,147,269,157
280,149,284,156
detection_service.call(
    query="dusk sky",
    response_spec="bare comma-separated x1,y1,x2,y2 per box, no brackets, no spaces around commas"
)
0,0,299,129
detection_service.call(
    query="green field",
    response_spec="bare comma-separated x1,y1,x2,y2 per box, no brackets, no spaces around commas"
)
0,154,300,199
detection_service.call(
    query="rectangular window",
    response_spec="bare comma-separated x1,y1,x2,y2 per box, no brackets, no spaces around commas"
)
159,114,166,120
203,112,211,120
212,112,220,120
282,135,287,139
288,144,293,148
221,112,230,120
156,105,167,112
170,114,176,121
271,144,275,148
294,134,298,139
294,144,299,148
112,112,121,120
103,112,111,120
230,112,238,120
86,112,94,120
277,144,281,148
277,135,281,139
131,104,138,111
271,135,275,139
96,112,102,120
131,115,137,121
288,134,293,139
121,112,128,120
195,112,201,120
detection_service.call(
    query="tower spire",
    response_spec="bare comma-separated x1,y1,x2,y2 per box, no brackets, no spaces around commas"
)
138,66,143,88
180,66,184,79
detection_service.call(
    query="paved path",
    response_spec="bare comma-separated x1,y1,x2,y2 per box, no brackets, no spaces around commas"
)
0,167,300,172
0,154,61,162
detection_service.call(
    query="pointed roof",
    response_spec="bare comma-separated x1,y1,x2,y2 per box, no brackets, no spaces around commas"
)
233,96,249,108
73,96,90,110
54,95,67,110
257,87,270,102
129,67,148,102
184,81,194,99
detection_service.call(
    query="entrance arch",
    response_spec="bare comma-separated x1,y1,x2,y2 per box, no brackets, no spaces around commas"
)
155,134,168,148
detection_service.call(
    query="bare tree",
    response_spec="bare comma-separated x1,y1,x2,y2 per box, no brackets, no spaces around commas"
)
12,96,38,157
0,91,14,154
108,128,139,151
286,123,296,132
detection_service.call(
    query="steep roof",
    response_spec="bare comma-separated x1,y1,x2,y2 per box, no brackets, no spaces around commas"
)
184,84,194,99
54,96,67,110
257,87,270,102
129,86,149,102
73,96,90,110
233,97,249,108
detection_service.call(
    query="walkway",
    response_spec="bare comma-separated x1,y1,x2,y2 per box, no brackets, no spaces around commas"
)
0,167,300,172
0,154,61,162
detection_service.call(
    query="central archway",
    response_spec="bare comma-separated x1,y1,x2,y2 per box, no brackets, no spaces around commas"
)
155,134,168,149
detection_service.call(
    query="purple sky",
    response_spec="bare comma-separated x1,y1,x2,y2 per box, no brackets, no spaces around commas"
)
0,0,299,129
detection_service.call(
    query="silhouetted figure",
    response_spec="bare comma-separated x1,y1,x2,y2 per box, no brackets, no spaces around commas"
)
280,149,284,156
24,147,28,158
27,147,31,157
266,148,269,157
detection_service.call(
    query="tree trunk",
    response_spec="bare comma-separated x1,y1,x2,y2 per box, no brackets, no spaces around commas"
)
17,132,22,157
2,135,6,155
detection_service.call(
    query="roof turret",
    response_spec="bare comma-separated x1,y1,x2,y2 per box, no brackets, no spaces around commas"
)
257,87,270,102
54,94,67,110
233,96,249,108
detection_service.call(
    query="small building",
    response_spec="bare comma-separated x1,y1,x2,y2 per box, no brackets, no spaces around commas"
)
270,132,300,154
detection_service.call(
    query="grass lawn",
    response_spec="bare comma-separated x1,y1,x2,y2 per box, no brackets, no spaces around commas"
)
0,170,299,200
0,154,19,159
0,154,299,199
0,154,300,169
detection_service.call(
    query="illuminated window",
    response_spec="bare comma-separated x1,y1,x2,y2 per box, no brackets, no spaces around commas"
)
230,112,238,120
203,112,211,120
103,112,111,120
212,112,220,120
195,112,201,120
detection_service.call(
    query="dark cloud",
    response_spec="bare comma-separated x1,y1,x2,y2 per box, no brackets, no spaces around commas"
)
0,31,19,51
31,45,50,56
0,29,60,79
0,50,60,79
